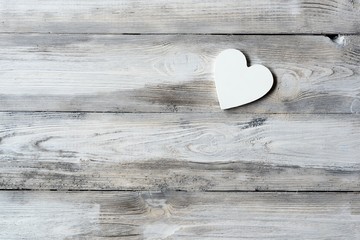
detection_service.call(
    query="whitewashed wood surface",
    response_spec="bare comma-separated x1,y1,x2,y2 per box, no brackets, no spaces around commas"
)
0,1,359,239
0,0,359,34
1,191,360,239
1,112,359,191
0,34,359,113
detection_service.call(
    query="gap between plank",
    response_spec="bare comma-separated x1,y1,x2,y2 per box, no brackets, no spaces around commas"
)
0,189,359,193
0,32,358,36
0,111,357,115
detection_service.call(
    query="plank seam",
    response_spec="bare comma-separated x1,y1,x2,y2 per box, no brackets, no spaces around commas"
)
0,189,359,193
0,32,358,36
0,111,358,115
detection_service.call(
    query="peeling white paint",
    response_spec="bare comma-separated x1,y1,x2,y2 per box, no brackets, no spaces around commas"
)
143,223,181,239
0,192,100,240
334,35,347,46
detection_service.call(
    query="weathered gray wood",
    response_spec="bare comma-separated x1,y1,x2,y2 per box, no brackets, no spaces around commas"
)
0,191,359,239
1,1,358,239
1,34,360,113
1,112,359,191
0,0,359,34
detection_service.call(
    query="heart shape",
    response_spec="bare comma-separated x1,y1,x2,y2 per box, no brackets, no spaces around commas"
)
214,49,273,109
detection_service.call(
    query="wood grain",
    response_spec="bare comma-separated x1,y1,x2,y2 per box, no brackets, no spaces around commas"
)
1,34,360,113
0,0,359,34
1,112,359,191
2,1,359,238
1,191,359,239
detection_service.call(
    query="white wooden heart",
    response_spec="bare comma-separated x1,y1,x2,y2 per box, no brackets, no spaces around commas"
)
214,49,273,110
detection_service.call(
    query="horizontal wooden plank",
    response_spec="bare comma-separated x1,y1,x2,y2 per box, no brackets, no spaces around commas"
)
1,112,359,191
0,191,359,239
0,0,359,34
0,34,360,113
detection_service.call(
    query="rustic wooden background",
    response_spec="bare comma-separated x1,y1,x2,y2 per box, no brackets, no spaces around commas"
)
0,1,360,239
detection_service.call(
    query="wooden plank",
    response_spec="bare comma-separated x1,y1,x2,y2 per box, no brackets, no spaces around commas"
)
0,191,359,239
1,112,359,191
0,0,359,34
1,34,360,113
